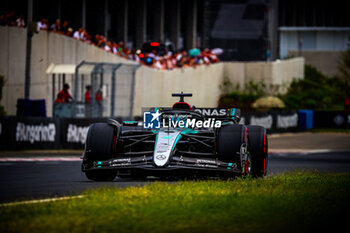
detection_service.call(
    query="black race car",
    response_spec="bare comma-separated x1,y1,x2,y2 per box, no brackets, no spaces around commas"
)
81,92,268,181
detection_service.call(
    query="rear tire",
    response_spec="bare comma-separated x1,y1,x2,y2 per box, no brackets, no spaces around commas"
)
83,123,118,181
247,125,268,177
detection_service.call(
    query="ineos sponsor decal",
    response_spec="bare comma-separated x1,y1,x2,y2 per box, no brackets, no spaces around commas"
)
195,164,218,168
16,122,56,144
111,163,131,167
66,124,89,144
277,113,298,129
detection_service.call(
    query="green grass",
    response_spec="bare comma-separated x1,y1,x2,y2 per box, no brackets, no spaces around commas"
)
1,172,350,233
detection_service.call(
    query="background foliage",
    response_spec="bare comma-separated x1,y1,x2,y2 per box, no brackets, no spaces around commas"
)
219,51,350,111
280,64,346,110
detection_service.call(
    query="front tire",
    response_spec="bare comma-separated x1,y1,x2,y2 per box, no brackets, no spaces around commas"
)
83,123,118,181
247,125,268,177
217,124,248,175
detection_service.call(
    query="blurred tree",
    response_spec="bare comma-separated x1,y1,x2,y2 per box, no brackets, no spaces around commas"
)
281,65,345,110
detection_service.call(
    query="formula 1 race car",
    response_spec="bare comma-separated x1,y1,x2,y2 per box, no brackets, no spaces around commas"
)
81,92,268,181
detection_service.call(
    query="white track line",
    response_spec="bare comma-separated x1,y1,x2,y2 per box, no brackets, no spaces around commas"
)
0,195,85,207
269,149,333,154
0,157,81,162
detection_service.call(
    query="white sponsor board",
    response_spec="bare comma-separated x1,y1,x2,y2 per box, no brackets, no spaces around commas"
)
16,122,56,144
67,124,89,144
277,113,298,129
250,115,273,129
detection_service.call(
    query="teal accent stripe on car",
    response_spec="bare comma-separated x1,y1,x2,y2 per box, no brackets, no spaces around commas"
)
181,128,198,134
172,134,182,151
154,133,159,151
231,108,236,119
171,128,198,151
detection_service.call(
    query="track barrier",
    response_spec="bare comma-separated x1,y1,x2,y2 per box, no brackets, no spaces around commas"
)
0,110,349,150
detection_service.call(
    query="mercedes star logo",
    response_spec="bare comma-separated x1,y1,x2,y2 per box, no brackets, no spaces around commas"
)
156,154,166,160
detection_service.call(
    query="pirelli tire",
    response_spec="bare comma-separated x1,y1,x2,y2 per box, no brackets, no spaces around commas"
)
247,125,268,177
84,123,118,181
217,124,248,174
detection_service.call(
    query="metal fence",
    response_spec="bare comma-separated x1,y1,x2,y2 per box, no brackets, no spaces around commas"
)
51,61,140,118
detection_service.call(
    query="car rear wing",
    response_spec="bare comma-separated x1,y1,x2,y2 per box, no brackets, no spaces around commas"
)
142,107,241,123
193,108,240,120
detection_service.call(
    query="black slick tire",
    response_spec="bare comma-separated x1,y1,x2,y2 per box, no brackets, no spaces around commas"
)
247,125,268,177
84,123,117,181
217,124,248,169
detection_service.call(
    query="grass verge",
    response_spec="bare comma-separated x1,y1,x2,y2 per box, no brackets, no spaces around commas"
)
1,171,349,233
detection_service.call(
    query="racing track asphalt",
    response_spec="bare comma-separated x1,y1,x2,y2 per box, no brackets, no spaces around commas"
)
1,150,350,203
